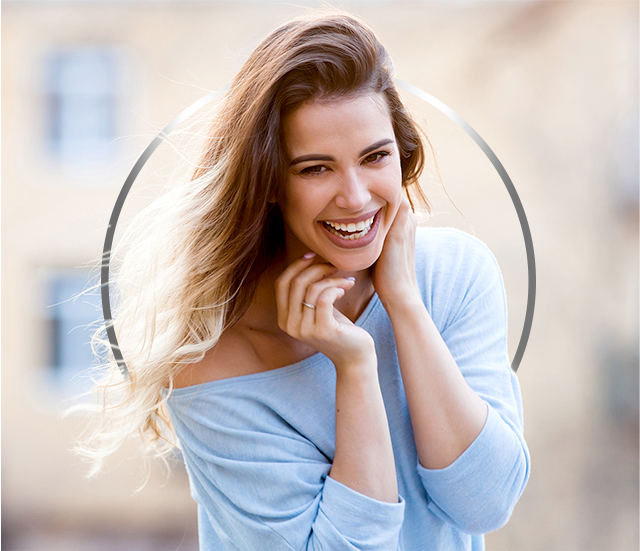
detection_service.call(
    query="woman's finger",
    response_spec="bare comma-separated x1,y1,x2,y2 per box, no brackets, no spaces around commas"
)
304,276,355,307
275,254,314,310
299,277,355,336
275,253,318,329
275,254,337,334
314,286,347,332
285,264,337,332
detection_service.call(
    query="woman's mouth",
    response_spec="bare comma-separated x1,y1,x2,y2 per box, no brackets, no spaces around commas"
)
318,210,382,249
321,213,376,240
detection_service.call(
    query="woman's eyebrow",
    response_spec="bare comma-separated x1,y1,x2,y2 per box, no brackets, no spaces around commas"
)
290,153,335,167
359,138,395,158
289,138,395,167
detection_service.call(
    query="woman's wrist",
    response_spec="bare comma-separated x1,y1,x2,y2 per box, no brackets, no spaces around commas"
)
378,285,422,315
331,351,398,503
332,347,378,378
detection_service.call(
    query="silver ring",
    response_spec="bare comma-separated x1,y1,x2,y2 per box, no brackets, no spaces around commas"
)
302,301,316,310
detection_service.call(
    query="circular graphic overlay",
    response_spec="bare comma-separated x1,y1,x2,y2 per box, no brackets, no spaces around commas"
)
102,81,535,380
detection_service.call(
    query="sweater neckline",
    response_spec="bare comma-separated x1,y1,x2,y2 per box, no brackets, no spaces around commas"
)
165,291,381,396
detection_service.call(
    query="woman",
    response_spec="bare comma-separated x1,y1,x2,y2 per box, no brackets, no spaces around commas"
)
78,11,530,550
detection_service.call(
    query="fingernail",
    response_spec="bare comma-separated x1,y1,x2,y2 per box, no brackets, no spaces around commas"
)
303,252,316,259
346,276,356,281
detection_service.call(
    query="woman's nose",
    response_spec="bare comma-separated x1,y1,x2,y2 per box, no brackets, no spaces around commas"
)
334,169,372,211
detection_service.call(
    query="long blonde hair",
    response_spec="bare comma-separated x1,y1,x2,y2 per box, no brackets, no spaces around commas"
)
71,10,432,485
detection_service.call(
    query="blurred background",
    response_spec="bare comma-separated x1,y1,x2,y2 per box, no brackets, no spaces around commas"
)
2,0,638,549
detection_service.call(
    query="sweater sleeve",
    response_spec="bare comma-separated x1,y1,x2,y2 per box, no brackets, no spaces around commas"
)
415,230,531,535
167,387,405,551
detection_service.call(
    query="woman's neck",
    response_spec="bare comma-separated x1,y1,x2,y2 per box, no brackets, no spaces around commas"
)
327,267,375,323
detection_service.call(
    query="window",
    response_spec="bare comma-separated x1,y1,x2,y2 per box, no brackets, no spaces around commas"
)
612,111,639,217
44,270,103,395
45,48,120,166
602,345,639,424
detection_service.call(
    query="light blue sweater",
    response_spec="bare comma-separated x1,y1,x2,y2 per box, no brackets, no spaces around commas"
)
165,227,530,550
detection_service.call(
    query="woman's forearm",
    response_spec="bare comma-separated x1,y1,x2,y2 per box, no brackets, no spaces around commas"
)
385,295,488,470
328,359,399,503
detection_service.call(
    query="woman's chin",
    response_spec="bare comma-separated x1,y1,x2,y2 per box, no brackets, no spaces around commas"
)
321,251,379,273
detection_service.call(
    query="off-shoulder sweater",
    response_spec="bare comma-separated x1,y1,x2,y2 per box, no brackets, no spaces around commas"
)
164,227,531,550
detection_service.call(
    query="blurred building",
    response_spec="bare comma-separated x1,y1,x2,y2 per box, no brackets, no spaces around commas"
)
2,1,638,549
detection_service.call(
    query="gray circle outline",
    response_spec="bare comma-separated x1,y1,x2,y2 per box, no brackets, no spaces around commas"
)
102,81,535,380
101,90,224,380
394,79,535,372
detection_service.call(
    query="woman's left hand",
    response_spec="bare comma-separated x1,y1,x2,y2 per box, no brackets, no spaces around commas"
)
372,195,420,307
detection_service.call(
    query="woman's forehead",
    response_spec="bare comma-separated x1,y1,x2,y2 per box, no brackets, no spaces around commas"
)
282,94,394,156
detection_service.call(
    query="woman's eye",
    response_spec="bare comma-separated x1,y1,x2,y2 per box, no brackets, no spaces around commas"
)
364,151,389,164
300,165,326,175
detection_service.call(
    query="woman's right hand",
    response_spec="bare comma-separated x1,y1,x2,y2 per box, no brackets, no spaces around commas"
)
276,252,398,506
275,253,376,371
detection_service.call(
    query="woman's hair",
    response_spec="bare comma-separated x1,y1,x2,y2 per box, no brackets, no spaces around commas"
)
71,9,432,484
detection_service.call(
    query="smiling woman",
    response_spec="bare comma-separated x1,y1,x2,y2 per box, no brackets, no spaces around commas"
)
74,9,530,551
281,94,402,269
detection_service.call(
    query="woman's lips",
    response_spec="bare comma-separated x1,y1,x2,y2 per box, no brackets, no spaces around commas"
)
319,209,382,249
322,209,380,226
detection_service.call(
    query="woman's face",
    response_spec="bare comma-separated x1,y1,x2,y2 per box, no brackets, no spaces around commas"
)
280,93,403,272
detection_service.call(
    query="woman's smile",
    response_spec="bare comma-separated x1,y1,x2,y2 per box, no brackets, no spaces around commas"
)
319,208,382,248
280,93,403,271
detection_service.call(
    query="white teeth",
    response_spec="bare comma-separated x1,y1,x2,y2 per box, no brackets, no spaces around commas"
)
324,215,375,233
322,213,376,241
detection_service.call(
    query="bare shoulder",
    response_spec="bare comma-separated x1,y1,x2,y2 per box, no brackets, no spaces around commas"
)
172,328,261,388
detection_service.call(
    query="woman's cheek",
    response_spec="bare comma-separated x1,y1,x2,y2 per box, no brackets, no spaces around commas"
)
386,188,403,230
